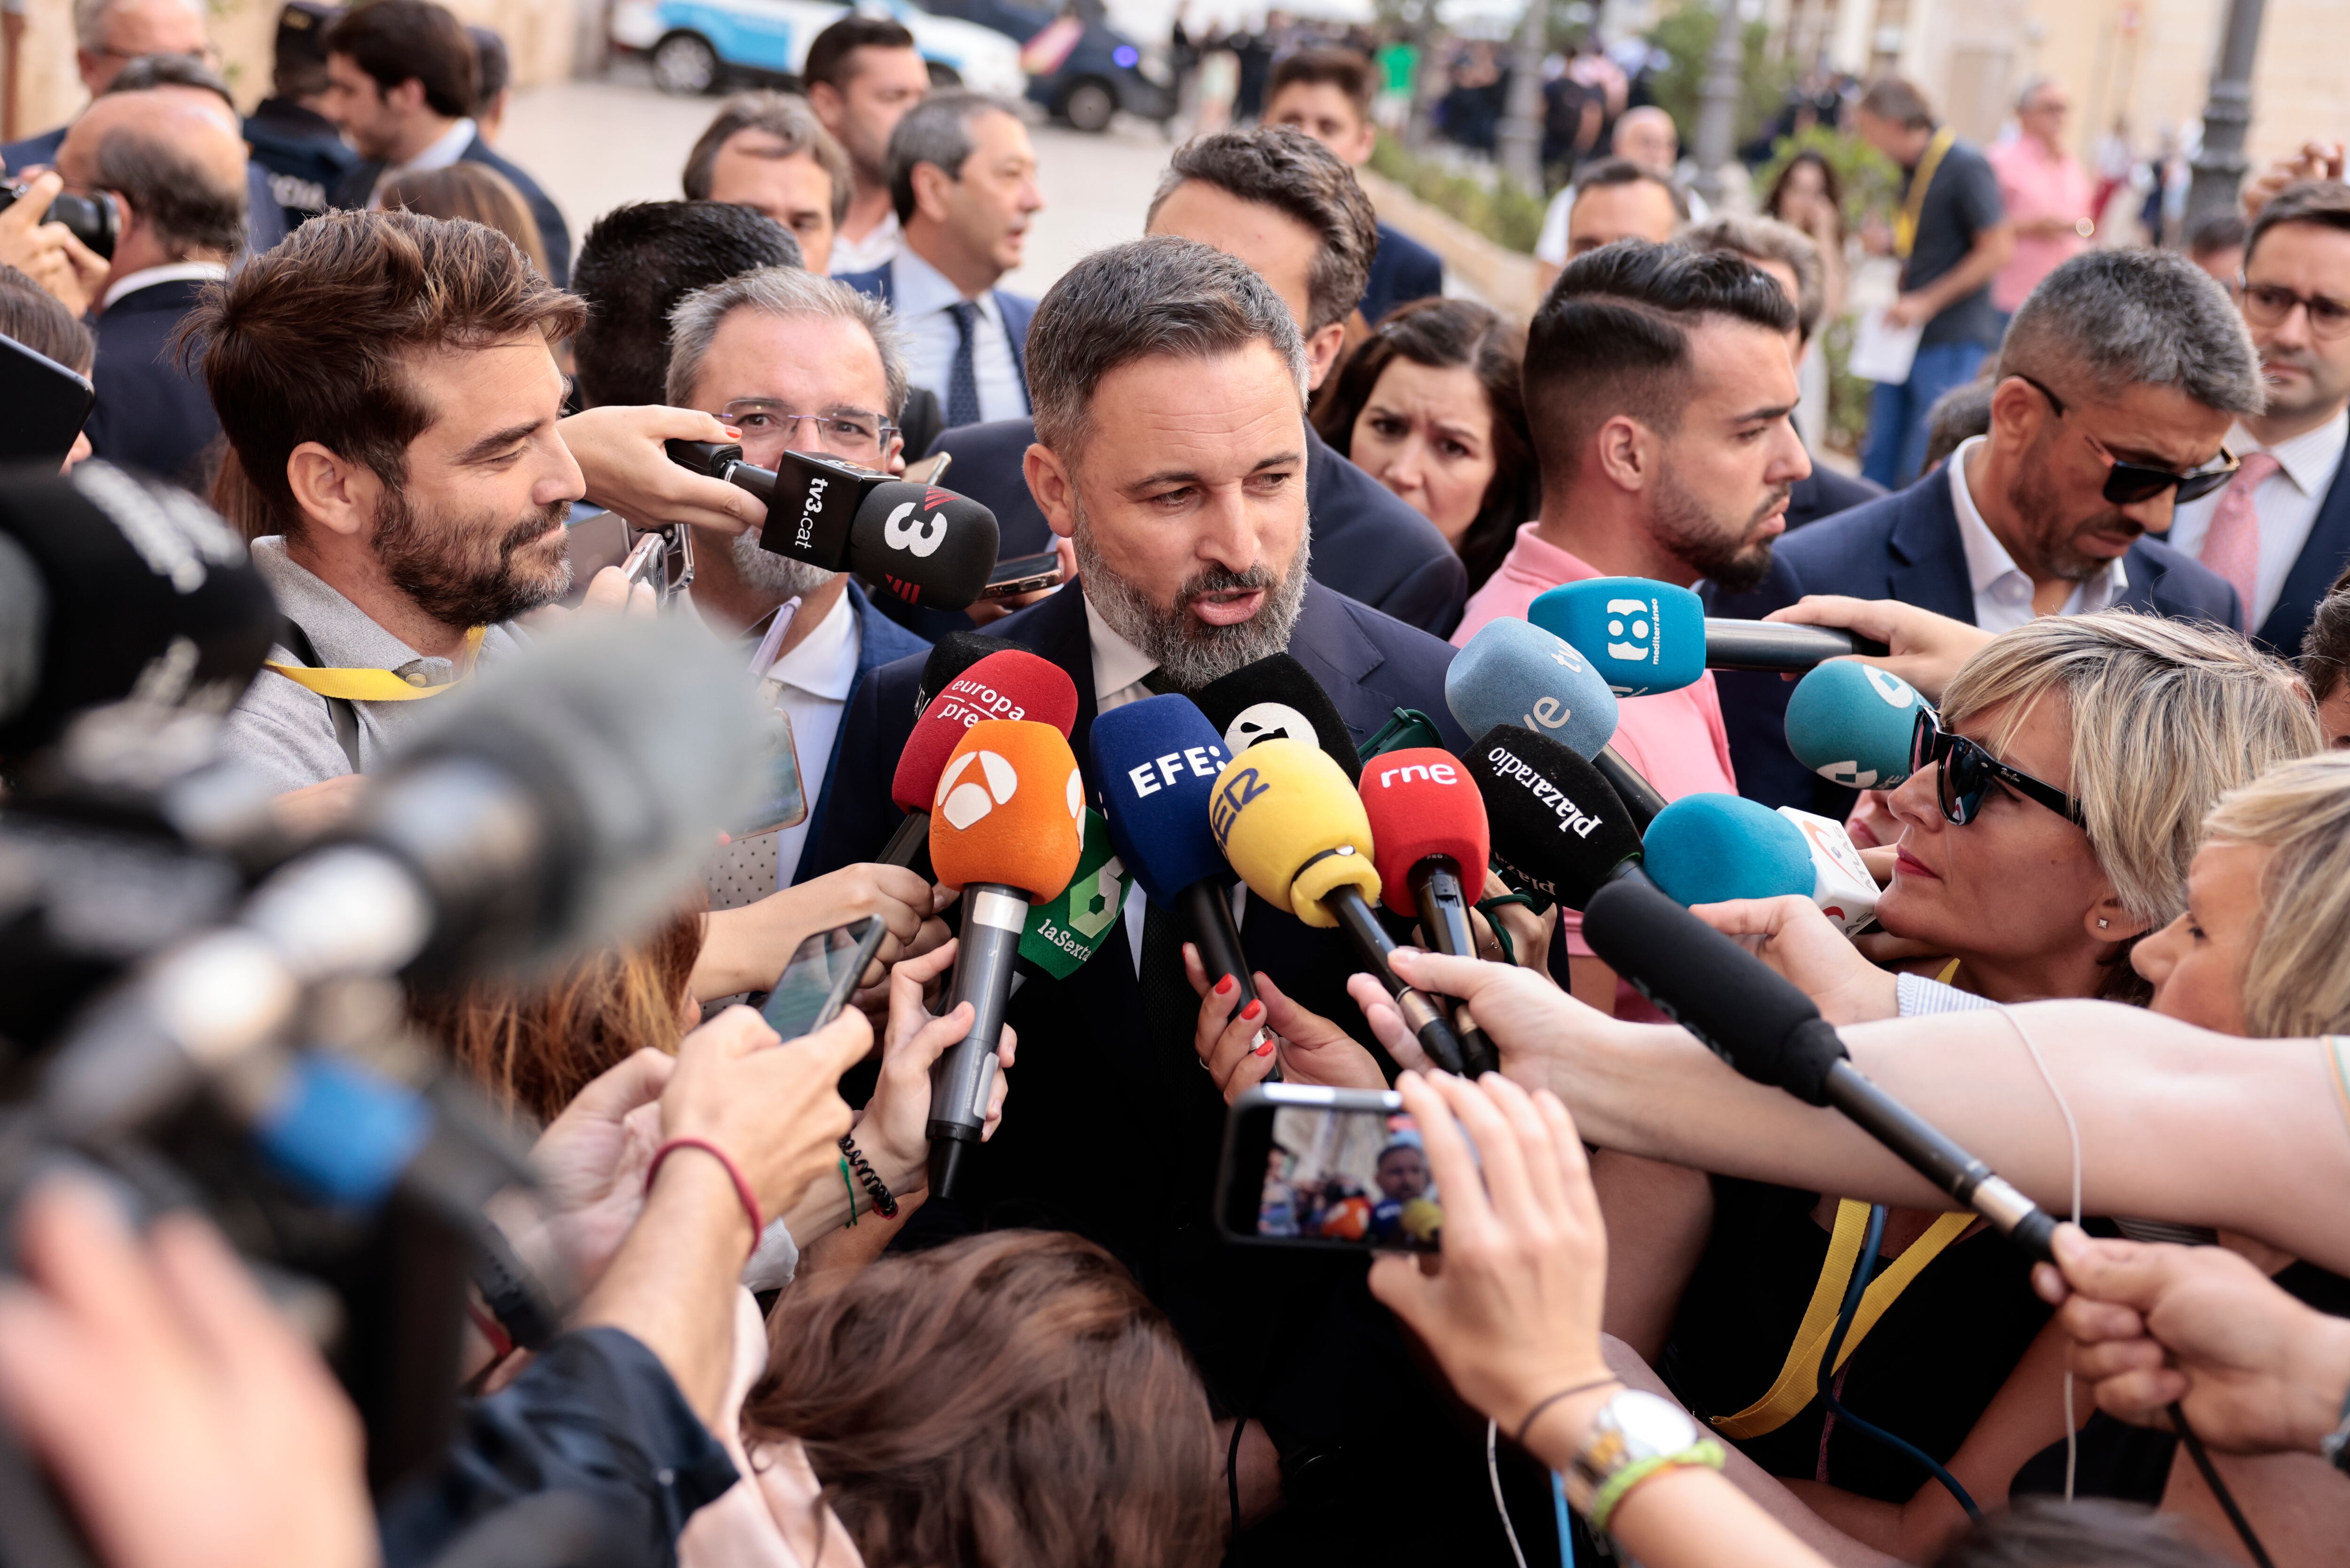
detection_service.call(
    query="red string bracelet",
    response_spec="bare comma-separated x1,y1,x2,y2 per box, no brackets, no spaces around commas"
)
644,1137,764,1260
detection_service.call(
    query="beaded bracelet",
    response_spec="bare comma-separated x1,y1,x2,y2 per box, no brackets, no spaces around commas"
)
644,1137,763,1260
839,1133,901,1218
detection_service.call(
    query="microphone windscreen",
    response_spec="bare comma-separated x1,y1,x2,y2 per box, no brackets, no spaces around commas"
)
1193,652,1363,781
1088,694,1233,906
1360,747,1488,918
1784,660,1929,790
1466,725,1643,909
928,719,1083,900
891,649,1078,812
1208,737,1377,927
914,631,1015,718
1445,617,1620,760
1640,793,1815,907
849,482,1000,613
1528,578,1706,698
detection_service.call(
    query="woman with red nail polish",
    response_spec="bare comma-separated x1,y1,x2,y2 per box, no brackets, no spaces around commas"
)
1179,943,1384,1103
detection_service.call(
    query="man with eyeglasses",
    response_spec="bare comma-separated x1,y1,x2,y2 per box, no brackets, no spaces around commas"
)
0,0,208,171
2163,180,2350,657
1713,247,2253,816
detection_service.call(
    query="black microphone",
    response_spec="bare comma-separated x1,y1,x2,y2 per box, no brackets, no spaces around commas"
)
1194,651,1365,782
911,630,1016,719
1590,748,1669,833
1700,618,1890,673
1465,726,1645,909
1580,871,2059,1261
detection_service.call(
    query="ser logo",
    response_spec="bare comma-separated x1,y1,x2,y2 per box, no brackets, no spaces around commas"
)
1209,766,1269,846
883,498,948,557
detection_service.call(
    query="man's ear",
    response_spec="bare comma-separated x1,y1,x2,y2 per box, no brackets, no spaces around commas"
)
1302,321,1346,391
1988,374,2044,448
805,79,843,127
285,441,383,544
909,161,956,226
2084,890,2151,945
1591,414,1653,494
386,76,430,118
1024,442,1077,540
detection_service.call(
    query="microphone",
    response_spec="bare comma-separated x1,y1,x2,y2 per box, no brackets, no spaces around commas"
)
1208,737,1466,1072
1358,747,1499,1074
1777,807,1882,935
882,648,1079,869
666,439,1000,612
1445,617,1667,830
912,631,1016,719
1785,659,1930,791
1088,695,1259,1031
925,718,1085,1195
1580,871,2059,1261
1465,725,1644,909
1193,652,1363,782
1528,578,1888,693
1638,793,1816,906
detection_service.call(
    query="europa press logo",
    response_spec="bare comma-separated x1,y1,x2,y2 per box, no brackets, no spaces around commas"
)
1604,596,1662,665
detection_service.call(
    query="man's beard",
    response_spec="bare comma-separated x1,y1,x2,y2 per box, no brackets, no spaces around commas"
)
2008,431,2140,582
1072,498,1312,692
372,487,573,629
731,527,838,602
1651,468,1786,594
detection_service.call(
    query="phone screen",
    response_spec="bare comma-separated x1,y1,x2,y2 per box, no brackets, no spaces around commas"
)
759,918,883,1039
1220,1088,1445,1252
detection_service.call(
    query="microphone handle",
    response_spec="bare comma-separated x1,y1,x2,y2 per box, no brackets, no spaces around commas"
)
1701,619,1889,672
878,808,933,876
926,881,1027,1198
1323,884,1467,1074
1177,877,1261,1021
1594,745,1668,833
1819,1058,2058,1262
1407,859,1499,1077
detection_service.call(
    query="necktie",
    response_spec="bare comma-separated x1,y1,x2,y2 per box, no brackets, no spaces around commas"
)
2198,450,2281,617
946,300,981,429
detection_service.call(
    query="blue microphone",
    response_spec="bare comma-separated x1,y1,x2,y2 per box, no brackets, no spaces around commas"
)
1639,793,1815,907
1786,660,1929,791
1447,617,1668,831
1529,579,1707,698
1089,695,1260,1035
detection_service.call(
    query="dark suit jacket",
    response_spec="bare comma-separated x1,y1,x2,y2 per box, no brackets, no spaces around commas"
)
86,276,220,489
1785,458,1886,531
788,581,930,886
1359,219,1443,328
1,123,289,256
332,133,571,287
911,417,1469,642
834,257,1034,413
1709,466,2246,816
2247,456,2350,656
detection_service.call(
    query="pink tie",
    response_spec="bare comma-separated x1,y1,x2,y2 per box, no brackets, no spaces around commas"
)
2198,451,2281,614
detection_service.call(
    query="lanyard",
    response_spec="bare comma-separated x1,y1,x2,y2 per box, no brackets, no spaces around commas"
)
265,626,487,702
1893,126,1957,262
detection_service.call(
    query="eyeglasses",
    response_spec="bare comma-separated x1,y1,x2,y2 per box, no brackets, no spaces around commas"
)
2238,281,2350,341
720,400,896,463
2012,375,2240,506
1910,708,2085,827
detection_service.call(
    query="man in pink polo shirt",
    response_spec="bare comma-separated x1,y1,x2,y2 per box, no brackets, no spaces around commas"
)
1989,78,2094,322
1455,240,1810,1016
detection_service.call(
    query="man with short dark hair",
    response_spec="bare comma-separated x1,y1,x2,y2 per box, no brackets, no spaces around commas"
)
683,90,852,273
2187,210,2249,287
1533,156,1685,291
244,0,360,234
1264,45,1441,327
801,15,928,274
321,0,570,284
568,199,803,411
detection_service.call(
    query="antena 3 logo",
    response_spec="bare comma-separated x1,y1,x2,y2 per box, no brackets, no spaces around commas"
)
883,499,948,557
1603,596,1661,666
1484,743,1602,838
796,475,828,550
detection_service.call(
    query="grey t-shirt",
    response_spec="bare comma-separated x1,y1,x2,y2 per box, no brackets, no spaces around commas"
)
1903,137,2006,350
221,537,528,793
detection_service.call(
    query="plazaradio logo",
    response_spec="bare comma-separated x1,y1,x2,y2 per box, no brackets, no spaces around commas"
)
1484,743,1603,838
1209,764,1269,846
796,474,828,550
1602,596,1662,665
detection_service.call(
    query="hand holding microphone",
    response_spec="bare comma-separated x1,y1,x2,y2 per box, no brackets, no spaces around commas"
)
1184,960,1383,1102
1527,577,1887,693
1768,595,1993,704
1358,747,1500,1074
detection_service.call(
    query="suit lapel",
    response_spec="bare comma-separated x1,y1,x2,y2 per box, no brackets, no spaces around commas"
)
1885,477,1979,624
997,291,1031,408
2257,457,2350,651
1287,583,1387,736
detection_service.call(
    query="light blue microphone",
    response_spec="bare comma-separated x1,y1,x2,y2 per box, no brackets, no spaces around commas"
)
1445,618,1620,759
1785,660,1930,791
1529,579,1708,698
1640,793,1815,907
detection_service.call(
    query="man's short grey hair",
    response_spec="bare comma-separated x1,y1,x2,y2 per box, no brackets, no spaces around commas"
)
682,90,853,228
1027,235,1308,458
887,88,1025,227
75,0,202,51
2014,75,2059,112
665,264,909,413
1997,248,2265,418
1679,213,1824,342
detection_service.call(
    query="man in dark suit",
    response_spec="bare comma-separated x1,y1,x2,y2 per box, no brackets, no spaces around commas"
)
1262,45,1442,328
809,238,1513,1558
63,88,247,487
321,0,571,285
1712,247,2262,815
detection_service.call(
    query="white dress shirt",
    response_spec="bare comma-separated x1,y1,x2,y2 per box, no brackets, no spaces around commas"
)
829,210,901,275
2162,408,2349,629
100,259,228,313
1948,436,2130,633
752,589,862,886
890,245,1028,422
368,117,477,207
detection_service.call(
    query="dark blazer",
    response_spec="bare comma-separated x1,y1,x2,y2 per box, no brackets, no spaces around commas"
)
2,123,289,256
2248,457,2350,655
332,132,571,287
834,256,1035,413
1358,219,1443,328
1784,457,1887,531
86,276,221,489
1709,466,2246,816
911,417,1469,641
787,580,930,887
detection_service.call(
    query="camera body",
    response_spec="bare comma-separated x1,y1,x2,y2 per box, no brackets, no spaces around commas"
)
0,181,118,259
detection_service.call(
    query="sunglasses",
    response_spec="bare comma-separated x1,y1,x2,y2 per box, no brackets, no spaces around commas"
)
1909,708,2085,827
2012,375,2240,506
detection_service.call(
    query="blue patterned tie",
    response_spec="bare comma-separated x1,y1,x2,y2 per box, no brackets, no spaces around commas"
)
946,300,981,429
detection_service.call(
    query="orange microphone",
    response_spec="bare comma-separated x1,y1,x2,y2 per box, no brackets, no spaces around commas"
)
925,719,1083,1195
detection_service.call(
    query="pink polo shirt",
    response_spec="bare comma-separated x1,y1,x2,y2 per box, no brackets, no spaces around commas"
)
1454,525,1738,1018
1988,136,2092,313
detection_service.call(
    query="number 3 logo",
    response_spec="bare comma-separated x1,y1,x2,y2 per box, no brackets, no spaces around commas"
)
883,500,947,557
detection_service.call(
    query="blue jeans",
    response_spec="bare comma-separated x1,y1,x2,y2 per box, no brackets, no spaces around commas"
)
1862,340,1990,489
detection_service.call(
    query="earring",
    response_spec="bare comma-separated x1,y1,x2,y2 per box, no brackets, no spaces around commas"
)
2097,918,2111,929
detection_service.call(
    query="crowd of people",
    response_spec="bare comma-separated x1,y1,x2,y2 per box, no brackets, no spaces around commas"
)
2,5,2350,1568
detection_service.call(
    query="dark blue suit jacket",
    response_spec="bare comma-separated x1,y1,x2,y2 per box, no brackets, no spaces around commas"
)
2246,457,2350,656
1,123,290,256
787,580,930,886
913,416,1468,641
332,133,571,287
1785,457,1886,531
1359,220,1443,328
833,256,1035,412
86,276,219,488
1710,466,2246,815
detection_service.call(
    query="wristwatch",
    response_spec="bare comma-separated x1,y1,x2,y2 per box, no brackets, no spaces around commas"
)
1561,1389,1726,1534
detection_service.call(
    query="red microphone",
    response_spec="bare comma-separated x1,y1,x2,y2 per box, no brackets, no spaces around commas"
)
881,649,1079,870
1358,747,1499,1075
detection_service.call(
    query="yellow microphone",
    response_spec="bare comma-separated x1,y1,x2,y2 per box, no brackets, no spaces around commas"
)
1208,739,1466,1072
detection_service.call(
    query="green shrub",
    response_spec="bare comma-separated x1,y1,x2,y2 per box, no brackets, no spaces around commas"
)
1370,133,1547,255
1752,123,1904,234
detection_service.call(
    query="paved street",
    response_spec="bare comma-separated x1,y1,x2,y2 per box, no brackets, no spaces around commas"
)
498,64,1182,296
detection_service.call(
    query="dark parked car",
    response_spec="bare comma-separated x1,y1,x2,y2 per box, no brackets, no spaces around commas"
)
912,0,1172,132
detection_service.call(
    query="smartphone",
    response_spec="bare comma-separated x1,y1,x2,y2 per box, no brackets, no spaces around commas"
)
1217,1085,1446,1252
759,917,887,1039
0,333,94,467
979,549,1065,601
902,449,953,485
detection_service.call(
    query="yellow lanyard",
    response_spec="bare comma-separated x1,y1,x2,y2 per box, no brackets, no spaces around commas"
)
1708,1198,1975,1441
265,626,487,702
1893,126,1957,262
